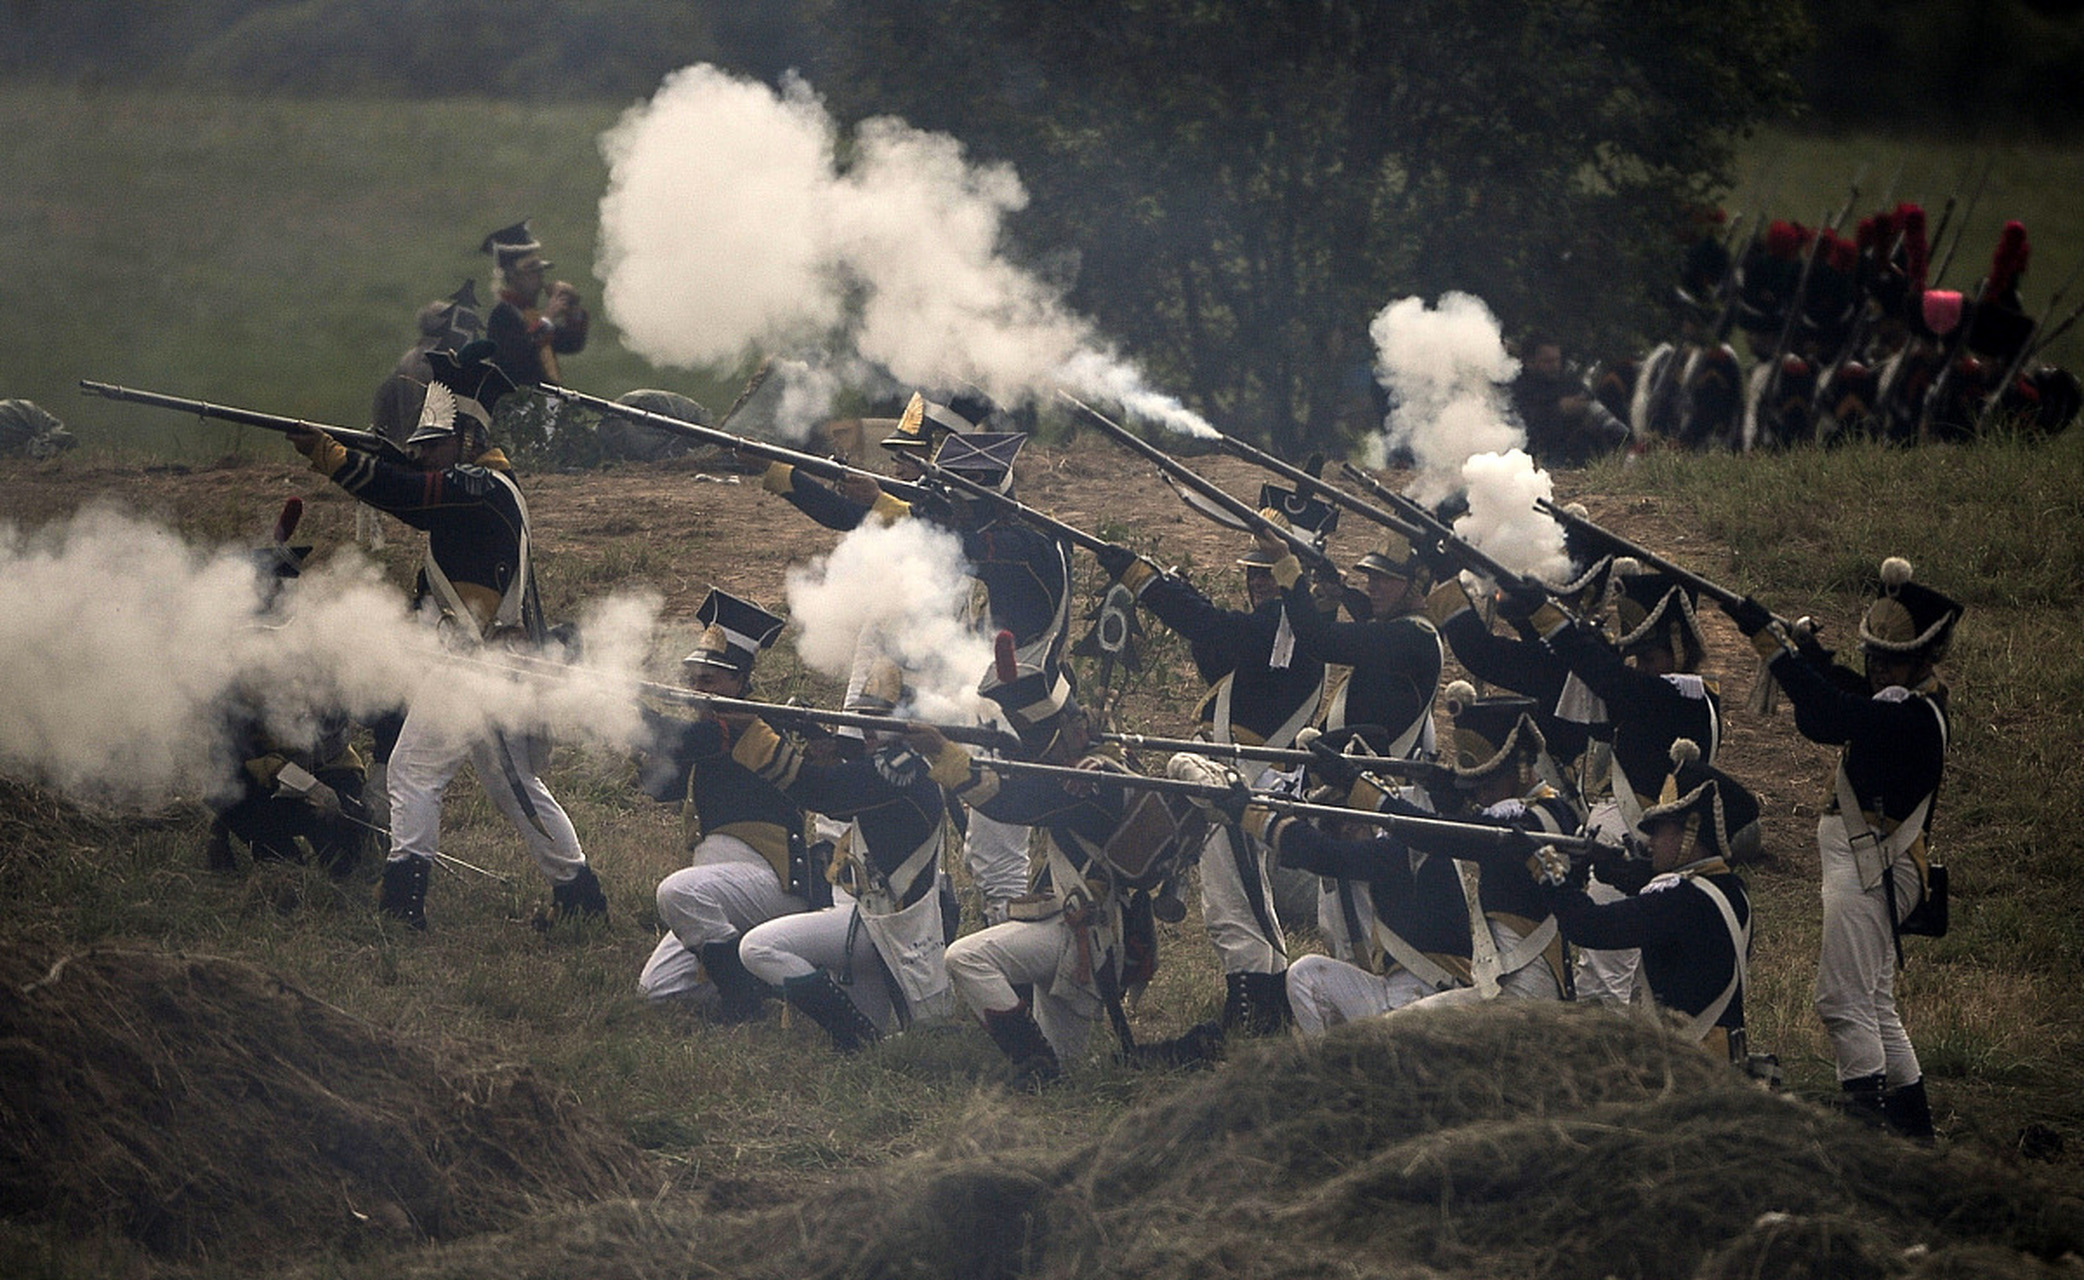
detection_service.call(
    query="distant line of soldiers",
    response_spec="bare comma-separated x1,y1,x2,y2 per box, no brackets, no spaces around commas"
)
1593,202,2080,452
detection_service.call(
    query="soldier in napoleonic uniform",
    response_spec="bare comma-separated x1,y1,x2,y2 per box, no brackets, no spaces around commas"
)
1096,517,1329,1039
288,341,605,931
480,220,589,390
1530,737,1760,1068
1726,557,1961,1140
935,680,1171,1086
1514,563,1723,1004
1259,686,1573,1033
635,591,809,1023
1271,516,1444,962
208,540,370,878
735,660,958,1051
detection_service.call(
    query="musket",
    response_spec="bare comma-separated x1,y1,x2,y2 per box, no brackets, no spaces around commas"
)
1755,170,1866,429
912,455,1111,553
540,385,933,505
80,381,409,462
1534,498,1792,625
454,646,1030,755
971,754,1601,855
1973,259,2084,435
1928,153,1994,290
1094,729,1447,779
1200,421,1431,544
1059,391,1342,577
1336,462,1550,597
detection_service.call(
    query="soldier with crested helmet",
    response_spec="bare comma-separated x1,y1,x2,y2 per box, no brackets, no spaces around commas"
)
481,219,588,389
1725,557,1962,1140
288,339,605,931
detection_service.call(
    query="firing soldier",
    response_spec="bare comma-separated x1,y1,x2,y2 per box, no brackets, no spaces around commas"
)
759,388,972,531
1510,563,1723,1005
1269,513,1445,962
1726,558,1961,1140
635,590,809,1023
1531,738,1759,1067
735,659,957,1052
933,675,1176,1086
1096,511,1330,1040
481,220,589,389
287,341,606,931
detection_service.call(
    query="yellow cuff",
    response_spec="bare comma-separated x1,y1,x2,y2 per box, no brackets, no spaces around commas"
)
1426,578,1474,627
1121,557,1159,594
761,461,796,494
1751,628,1790,661
927,740,975,789
1242,804,1274,844
1531,602,1571,638
244,755,288,788
870,491,913,523
1348,776,1390,813
1271,554,1303,591
308,436,349,478
729,717,791,782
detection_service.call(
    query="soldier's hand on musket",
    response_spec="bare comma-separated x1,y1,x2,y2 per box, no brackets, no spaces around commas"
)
1253,506,1293,559
901,723,948,758
1721,594,1776,637
1094,541,1141,581
1414,535,1459,582
285,425,328,457
1493,577,1550,621
837,472,884,507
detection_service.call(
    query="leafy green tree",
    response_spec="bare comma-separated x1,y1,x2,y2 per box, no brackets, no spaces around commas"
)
808,0,1809,453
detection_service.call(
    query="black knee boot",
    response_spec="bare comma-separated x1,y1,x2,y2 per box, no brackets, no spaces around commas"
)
1883,1077,1937,1143
1241,970,1294,1036
782,971,881,1052
1839,1072,1887,1127
378,857,430,931
981,999,1061,1088
700,939,771,1023
551,865,610,921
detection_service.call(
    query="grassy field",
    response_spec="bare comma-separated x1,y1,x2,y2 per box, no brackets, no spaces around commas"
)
4,81,2082,453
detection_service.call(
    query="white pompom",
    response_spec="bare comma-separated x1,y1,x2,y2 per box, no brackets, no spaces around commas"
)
1668,738,1702,768
1444,680,1477,716
1880,556,1914,590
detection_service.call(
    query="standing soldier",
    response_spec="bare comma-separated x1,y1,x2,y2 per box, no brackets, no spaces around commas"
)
1725,558,1961,1140
1096,511,1330,1040
481,220,589,389
288,341,606,931
636,591,808,1022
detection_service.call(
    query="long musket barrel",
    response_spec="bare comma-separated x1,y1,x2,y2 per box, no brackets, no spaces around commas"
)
540,384,934,505
913,456,1112,553
1059,391,1342,576
451,647,1028,754
1534,498,1801,632
1095,729,1446,777
973,754,1599,854
1337,461,1550,595
80,380,404,459
1206,430,1432,543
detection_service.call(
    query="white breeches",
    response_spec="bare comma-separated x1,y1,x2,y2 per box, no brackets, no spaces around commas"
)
964,808,1033,911
945,917,1096,1063
740,890,897,1034
1815,816,1924,1084
637,835,805,1000
1574,798,1646,1005
386,702,584,882
1198,819,1288,975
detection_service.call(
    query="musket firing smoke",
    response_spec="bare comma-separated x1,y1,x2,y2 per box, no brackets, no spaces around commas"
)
596,64,1214,440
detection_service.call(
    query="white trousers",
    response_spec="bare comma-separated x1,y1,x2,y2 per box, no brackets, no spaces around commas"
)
964,808,1033,915
945,917,1095,1064
1286,920,1560,1036
1199,819,1288,975
740,890,898,1034
637,834,805,1000
1815,816,1924,1084
386,701,584,882
1574,798,1646,1005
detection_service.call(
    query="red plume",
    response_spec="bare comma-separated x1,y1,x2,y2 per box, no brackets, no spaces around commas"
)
1825,230,1858,276
1898,204,1929,292
993,629,1018,684
1990,220,2031,298
272,497,304,545
1765,220,1800,259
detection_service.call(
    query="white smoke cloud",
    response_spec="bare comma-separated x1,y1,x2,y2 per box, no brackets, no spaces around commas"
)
0,507,667,807
783,518,992,724
1364,293,1567,582
596,63,1217,438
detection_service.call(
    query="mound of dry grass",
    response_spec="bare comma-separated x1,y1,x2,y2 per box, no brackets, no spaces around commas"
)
0,944,655,1265
300,1002,2084,1280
